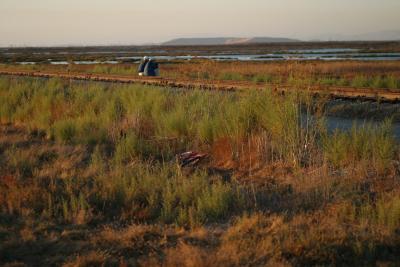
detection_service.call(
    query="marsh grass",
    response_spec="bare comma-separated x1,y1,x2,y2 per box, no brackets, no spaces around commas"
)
89,161,242,227
1,76,400,266
0,76,326,225
91,64,137,75
0,76,397,171
6,60,400,91
322,119,396,173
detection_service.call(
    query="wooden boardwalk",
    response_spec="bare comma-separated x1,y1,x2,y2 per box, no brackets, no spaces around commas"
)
1,69,400,102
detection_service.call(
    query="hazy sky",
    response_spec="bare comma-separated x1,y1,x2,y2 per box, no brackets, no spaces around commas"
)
1,0,399,46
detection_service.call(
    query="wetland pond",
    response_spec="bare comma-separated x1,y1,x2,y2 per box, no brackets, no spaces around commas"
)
13,48,400,65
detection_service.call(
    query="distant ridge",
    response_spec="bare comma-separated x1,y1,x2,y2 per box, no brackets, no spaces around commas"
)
162,37,300,46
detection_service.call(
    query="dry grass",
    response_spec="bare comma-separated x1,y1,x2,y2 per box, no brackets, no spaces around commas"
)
0,76,400,266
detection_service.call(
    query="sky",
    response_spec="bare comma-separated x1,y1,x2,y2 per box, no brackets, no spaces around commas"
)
1,0,400,46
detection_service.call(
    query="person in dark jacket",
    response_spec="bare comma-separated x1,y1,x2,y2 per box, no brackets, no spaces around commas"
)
137,56,149,76
143,58,159,77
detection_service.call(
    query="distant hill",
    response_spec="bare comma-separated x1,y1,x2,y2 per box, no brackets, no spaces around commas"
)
161,37,300,46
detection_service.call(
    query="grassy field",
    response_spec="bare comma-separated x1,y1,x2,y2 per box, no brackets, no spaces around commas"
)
159,60,400,89
4,60,400,90
0,76,400,266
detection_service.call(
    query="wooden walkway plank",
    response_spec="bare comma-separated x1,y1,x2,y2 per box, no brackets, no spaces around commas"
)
1,69,399,102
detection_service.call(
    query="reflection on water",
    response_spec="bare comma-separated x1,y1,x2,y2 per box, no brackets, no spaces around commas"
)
310,115,400,139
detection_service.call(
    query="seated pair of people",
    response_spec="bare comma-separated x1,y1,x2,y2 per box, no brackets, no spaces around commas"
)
138,56,159,76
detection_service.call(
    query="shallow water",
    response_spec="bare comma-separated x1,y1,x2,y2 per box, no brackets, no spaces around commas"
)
322,116,400,139
17,62,36,65
13,49,400,65
34,60,120,65
286,48,359,53
75,53,400,63
50,61,69,65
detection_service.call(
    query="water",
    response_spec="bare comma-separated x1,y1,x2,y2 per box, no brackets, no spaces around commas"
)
45,60,120,65
286,48,359,53
50,61,69,65
74,61,100,65
117,53,400,62
49,53,399,64
17,62,36,65
320,116,400,139
9,48,400,65
102,60,119,64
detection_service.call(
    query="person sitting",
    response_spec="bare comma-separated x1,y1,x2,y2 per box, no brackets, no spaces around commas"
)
137,56,149,76
143,58,159,77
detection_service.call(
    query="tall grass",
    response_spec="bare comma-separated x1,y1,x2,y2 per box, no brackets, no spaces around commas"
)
91,64,137,75
6,60,400,89
0,76,396,167
0,77,311,162
339,194,400,232
0,76,398,227
2,75,400,266
323,119,396,173
1,158,242,227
